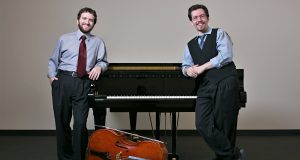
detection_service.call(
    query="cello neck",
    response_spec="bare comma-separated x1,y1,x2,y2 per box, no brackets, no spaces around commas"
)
95,125,166,144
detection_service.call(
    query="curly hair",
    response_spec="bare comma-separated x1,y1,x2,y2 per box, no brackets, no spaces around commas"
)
77,7,97,24
188,4,209,21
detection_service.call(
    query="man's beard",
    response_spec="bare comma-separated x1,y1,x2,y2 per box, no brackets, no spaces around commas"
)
78,24,94,34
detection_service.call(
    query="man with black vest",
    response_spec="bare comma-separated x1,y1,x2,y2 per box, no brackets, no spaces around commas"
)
182,4,245,160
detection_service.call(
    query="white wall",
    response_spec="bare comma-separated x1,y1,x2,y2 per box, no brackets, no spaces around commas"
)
1,0,300,130
0,0,4,107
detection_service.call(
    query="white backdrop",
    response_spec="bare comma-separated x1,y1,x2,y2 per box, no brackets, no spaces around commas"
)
1,0,300,130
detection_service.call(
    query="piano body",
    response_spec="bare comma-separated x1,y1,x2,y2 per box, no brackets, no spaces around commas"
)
88,63,247,159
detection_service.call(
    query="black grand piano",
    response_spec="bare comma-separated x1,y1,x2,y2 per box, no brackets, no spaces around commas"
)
88,63,247,160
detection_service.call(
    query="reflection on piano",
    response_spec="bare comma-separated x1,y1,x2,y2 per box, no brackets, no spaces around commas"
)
88,63,247,159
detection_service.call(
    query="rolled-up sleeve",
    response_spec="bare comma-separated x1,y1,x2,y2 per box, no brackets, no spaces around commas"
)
210,29,233,68
181,45,194,76
48,38,61,78
96,39,108,72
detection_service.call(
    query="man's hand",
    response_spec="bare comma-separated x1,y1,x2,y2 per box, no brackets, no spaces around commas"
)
186,65,200,78
49,77,58,85
186,62,213,78
88,66,102,80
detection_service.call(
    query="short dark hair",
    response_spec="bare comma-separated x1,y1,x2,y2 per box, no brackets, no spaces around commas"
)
188,4,209,21
77,7,97,24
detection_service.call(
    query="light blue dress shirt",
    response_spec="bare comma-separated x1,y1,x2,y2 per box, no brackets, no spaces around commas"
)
182,27,233,76
48,30,108,78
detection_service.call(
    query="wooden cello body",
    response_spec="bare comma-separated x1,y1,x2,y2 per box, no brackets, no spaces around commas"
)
87,128,168,160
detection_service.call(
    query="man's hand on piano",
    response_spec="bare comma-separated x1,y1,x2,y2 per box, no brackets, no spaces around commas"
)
88,66,102,80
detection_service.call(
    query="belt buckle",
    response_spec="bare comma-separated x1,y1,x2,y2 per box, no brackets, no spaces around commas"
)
71,72,77,77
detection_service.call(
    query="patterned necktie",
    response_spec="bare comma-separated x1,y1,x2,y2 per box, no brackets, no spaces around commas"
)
199,35,206,49
200,34,206,49
77,35,87,78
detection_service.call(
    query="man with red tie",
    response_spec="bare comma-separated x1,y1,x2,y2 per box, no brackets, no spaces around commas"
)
47,7,108,160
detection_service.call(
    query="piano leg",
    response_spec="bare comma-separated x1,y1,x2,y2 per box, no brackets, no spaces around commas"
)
92,108,106,130
129,112,137,132
168,112,179,160
155,112,161,140
128,111,179,159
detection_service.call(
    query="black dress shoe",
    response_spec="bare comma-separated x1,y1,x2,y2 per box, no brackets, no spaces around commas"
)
237,148,245,160
212,148,245,160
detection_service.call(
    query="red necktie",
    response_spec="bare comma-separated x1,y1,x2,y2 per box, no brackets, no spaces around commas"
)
77,35,86,77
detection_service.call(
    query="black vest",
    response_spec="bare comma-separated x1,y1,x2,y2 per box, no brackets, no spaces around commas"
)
187,28,237,85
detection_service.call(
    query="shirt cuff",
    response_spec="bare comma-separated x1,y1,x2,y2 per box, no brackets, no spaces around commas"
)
210,58,220,68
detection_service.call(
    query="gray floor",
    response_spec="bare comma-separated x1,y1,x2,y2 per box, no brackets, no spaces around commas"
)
1,134,300,160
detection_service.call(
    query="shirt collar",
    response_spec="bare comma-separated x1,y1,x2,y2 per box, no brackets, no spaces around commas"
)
197,26,212,37
76,30,91,41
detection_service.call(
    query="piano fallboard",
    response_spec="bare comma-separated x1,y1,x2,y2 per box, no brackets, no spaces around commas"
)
92,94,196,112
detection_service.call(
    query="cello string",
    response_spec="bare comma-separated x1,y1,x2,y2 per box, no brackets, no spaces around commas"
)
94,125,166,144
118,155,149,160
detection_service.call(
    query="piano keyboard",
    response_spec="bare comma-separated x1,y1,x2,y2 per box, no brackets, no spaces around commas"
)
94,95,197,101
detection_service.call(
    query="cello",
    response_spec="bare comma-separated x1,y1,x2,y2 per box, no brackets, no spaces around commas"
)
87,126,168,160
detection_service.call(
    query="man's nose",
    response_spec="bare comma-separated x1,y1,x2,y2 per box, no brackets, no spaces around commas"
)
83,19,89,24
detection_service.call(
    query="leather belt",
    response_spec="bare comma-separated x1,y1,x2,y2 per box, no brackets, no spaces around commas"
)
58,70,87,78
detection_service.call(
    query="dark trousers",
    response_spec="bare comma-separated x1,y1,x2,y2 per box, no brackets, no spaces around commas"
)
51,74,90,160
195,76,240,160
